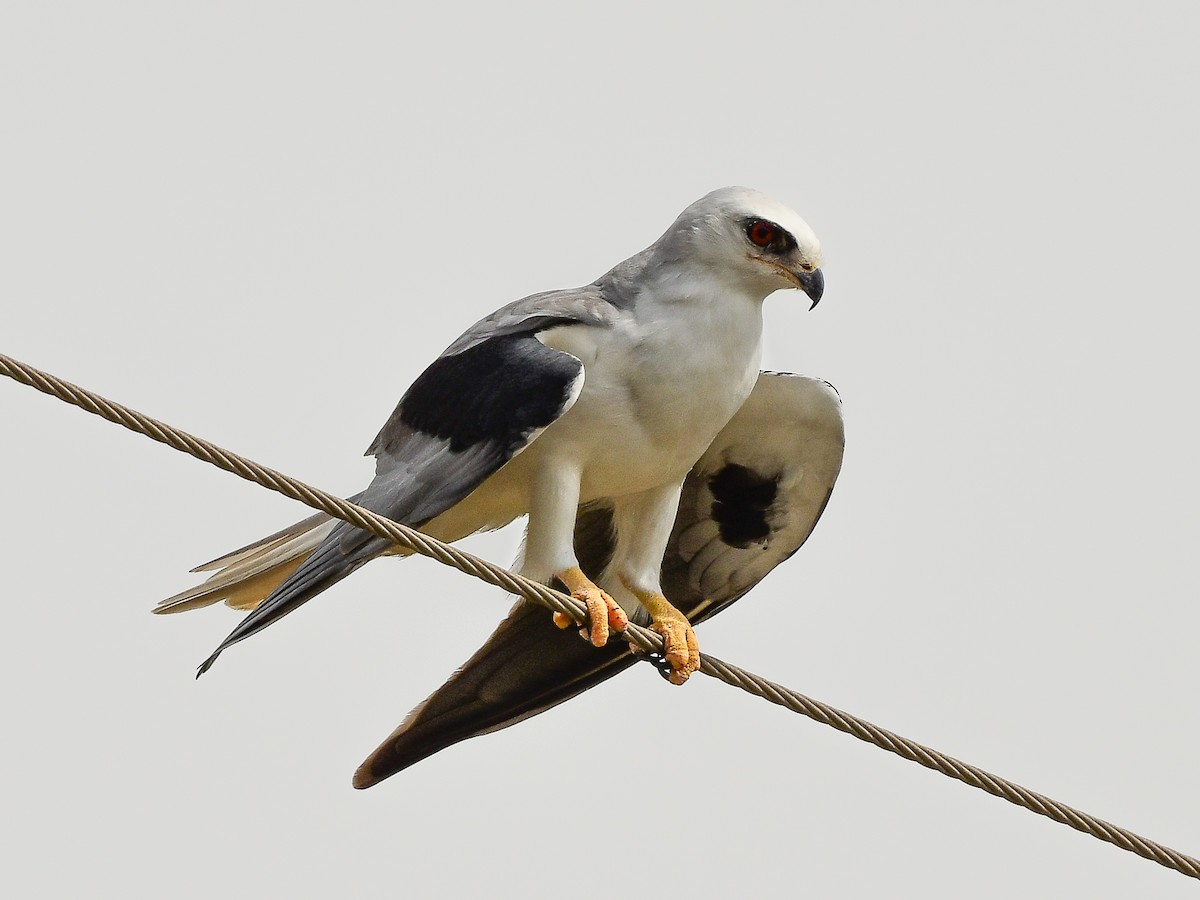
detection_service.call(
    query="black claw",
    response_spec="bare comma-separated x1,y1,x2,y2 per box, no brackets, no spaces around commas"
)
639,648,676,682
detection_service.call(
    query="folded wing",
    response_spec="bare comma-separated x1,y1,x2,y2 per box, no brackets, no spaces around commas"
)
193,310,596,674
353,372,845,788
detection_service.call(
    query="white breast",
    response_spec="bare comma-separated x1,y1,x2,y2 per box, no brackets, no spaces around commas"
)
533,280,765,501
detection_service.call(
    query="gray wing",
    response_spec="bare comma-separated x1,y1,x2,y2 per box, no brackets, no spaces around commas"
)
196,289,617,675
353,373,845,788
436,286,617,356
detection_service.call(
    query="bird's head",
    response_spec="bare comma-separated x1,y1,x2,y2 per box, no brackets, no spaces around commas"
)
658,187,824,308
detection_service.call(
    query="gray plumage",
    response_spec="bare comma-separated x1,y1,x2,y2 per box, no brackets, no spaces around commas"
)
353,373,844,787
163,187,834,785
195,293,606,675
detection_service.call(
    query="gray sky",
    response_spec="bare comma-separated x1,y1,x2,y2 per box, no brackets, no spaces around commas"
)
3,2,1198,897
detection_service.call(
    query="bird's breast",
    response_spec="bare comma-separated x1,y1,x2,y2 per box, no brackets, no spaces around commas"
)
533,299,764,499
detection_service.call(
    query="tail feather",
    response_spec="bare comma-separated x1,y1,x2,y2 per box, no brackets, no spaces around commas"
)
156,517,337,614
196,532,377,676
189,510,335,573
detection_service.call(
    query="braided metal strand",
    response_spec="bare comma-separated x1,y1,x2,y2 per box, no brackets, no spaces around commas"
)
696,655,1200,877
1,349,1197,881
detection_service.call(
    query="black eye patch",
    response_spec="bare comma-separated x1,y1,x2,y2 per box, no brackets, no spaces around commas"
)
743,218,796,255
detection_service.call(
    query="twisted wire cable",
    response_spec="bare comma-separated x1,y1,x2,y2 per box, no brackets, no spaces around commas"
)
2,350,1196,881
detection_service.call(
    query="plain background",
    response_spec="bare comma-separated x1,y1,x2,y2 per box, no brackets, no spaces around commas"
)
2,2,1198,897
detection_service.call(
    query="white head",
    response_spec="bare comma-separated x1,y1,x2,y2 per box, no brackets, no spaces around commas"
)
654,187,824,307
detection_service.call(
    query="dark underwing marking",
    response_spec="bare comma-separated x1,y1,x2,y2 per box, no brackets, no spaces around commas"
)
708,463,780,548
393,332,581,454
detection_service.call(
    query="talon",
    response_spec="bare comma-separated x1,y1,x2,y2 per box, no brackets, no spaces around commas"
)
554,567,627,648
651,615,701,684
622,582,701,685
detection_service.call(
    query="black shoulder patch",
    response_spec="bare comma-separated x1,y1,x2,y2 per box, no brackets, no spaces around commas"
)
708,463,780,548
396,333,581,453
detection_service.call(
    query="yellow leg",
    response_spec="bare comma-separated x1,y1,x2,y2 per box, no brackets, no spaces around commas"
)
620,578,701,685
552,566,628,648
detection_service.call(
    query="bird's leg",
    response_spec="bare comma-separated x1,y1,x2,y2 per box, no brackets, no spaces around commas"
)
523,465,626,647
552,566,628,647
620,578,701,684
610,481,701,684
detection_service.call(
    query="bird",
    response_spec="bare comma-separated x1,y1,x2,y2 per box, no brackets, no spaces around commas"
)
158,186,843,787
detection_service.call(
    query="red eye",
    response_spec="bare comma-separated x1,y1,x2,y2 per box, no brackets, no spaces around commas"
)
747,220,778,248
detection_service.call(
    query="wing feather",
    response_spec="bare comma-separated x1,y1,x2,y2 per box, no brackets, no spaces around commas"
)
194,325,591,674
353,372,845,787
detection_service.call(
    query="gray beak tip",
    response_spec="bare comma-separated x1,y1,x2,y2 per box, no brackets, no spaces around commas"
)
797,267,824,309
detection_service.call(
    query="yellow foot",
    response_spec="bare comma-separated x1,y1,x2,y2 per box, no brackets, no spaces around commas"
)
622,580,701,685
552,566,628,648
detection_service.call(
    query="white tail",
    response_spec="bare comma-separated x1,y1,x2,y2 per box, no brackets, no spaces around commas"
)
155,512,338,614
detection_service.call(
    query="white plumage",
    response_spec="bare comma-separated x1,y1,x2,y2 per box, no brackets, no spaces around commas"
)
160,188,837,781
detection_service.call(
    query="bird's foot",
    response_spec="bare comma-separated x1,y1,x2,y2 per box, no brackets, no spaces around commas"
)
622,583,700,685
552,566,628,647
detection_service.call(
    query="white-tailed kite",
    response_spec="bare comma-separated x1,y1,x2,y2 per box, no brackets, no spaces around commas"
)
159,187,844,787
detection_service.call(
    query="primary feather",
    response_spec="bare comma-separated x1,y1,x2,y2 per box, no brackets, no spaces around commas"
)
353,374,844,787
164,188,832,781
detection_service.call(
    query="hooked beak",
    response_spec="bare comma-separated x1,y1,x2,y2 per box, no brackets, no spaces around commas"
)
794,267,824,309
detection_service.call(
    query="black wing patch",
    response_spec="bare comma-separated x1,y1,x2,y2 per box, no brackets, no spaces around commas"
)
198,330,584,677
708,464,780,548
372,332,582,457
